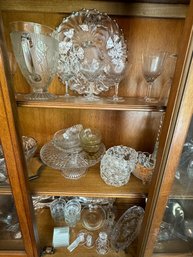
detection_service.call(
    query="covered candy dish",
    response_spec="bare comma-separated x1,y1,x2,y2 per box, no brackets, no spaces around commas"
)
40,124,105,179
100,146,138,187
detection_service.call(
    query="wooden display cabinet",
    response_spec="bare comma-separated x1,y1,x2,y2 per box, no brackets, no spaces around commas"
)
0,0,193,257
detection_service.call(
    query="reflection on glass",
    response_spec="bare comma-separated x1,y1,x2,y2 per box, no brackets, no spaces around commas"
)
0,195,23,250
154,116,193,253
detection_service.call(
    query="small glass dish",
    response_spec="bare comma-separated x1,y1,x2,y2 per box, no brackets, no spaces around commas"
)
81,204,106,231
52,124,83,151
80,128,101,145
80,128,102,153
132,152,155,184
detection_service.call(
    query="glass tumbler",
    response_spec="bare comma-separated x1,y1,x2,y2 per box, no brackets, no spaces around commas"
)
50,198,66,225
64,199,81,227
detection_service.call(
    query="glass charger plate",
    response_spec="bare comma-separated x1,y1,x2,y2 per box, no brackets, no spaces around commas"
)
110,206,144,251
57,8,127,100
40,140,106,172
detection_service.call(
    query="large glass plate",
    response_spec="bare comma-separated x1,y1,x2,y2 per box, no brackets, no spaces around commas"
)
57,8,127,100
110,206,144,251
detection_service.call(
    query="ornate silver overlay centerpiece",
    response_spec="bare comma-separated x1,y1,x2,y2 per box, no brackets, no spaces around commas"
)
57,9,127,101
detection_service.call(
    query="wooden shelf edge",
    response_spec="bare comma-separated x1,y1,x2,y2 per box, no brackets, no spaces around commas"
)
29,165,149,198
0,1,188,18
0,186,12,195
0,252,27,257
16,95,166,112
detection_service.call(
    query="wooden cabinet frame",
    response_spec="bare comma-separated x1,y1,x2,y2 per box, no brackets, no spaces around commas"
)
0,1,193,257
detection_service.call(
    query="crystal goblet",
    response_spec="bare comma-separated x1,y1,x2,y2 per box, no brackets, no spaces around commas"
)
107,63,131,103
10,21,59,100
142,51,166,103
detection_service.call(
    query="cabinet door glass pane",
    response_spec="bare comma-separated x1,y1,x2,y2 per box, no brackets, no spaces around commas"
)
154,115,193,254
0,143,24,250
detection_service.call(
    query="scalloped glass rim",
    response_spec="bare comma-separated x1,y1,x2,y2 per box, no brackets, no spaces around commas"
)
110,206,144,251
40,141,106,171
56,8,127,96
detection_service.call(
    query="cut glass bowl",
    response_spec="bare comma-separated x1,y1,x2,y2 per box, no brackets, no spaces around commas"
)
100,146,138,187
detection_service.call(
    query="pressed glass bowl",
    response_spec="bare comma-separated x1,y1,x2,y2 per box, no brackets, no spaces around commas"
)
100,146,138,187
81,205,106,231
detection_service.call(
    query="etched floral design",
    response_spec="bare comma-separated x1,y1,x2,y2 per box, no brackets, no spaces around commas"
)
56,9,127,98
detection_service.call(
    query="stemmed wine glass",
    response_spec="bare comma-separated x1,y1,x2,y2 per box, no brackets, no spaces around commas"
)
107,75,125,102
107,64,131,103
142,51,166,103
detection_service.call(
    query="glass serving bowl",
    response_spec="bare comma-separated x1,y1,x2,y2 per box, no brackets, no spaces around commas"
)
100,146,138,187
81,204,106,231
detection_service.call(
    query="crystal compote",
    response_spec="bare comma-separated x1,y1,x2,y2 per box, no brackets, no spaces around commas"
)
10,21,59,100
142,51,166,103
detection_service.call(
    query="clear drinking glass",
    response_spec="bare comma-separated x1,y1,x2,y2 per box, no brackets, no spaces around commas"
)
10,21,59,100
64,199,81,227
50,198,66,225
142,51,166,103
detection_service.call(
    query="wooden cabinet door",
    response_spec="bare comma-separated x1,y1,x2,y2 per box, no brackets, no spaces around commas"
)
0,18,39,257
